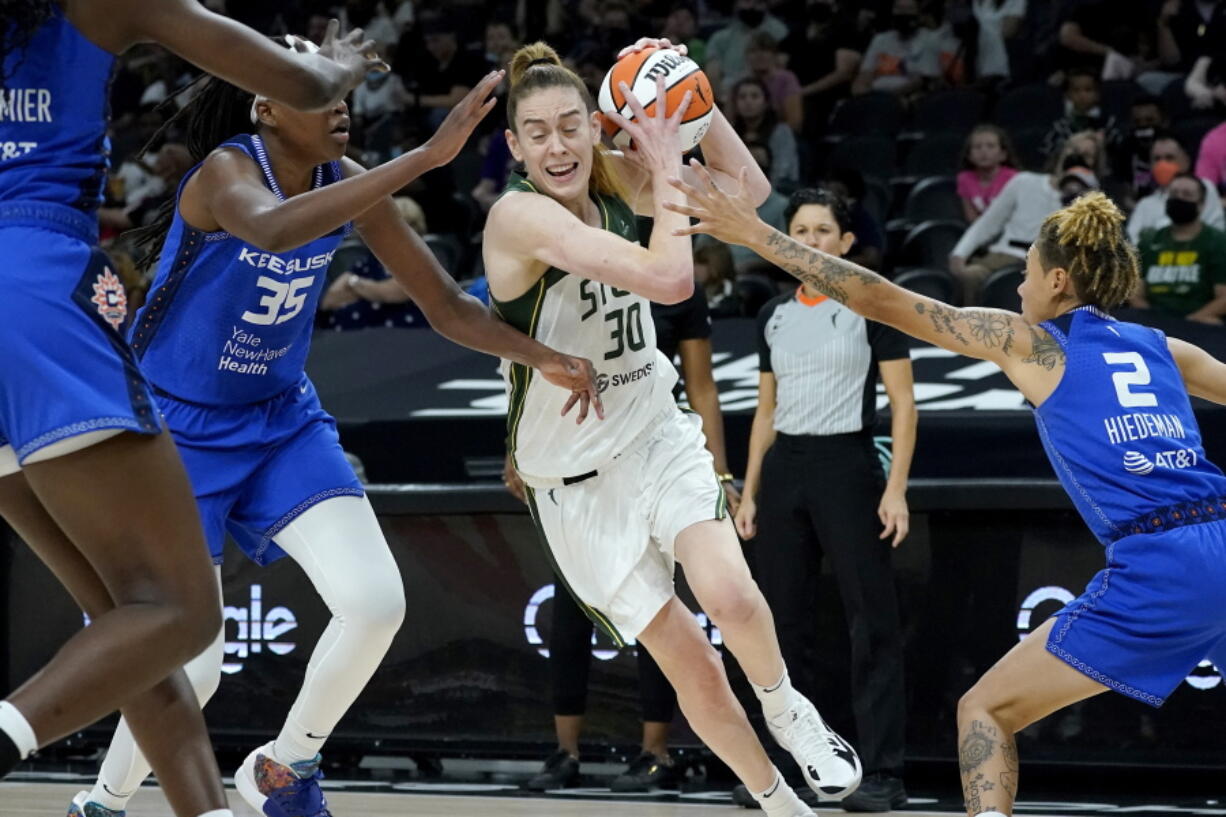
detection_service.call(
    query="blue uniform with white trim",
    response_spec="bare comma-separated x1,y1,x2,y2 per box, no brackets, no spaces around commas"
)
130,134,361,565
0,9,161,470
1035,305,1226,706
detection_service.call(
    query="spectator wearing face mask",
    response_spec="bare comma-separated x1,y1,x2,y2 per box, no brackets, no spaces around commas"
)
1131,172,1226,324
1113,95,1168,194
1128,136,1226,245
852,0,940,98
706,0,790,100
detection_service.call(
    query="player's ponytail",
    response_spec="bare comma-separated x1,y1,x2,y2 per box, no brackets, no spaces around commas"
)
1037,191,1140,308
0,0,54,88
506,42,626,202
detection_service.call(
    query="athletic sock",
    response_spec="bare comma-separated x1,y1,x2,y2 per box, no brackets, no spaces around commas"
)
197,810,234,817
974,812,1009,817
0,702,37,770
88,780,134,812
752,768,808,817
751,669,796,722
272,720,325,767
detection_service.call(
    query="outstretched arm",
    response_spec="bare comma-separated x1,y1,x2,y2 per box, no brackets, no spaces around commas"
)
354,188,603,422
185,73,503,253
1169,337,1226,405
665,161,1066,398
110,3,378,111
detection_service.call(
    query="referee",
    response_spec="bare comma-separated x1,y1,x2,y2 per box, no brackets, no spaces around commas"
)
737,188,916,813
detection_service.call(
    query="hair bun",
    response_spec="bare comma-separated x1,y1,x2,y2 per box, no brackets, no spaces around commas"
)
1055,191,1124,249
509,42,562,87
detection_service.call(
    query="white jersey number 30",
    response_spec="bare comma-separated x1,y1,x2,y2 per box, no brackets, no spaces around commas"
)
242,276,315,326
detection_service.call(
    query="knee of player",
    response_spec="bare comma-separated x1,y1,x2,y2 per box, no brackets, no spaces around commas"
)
957,682,1022,734
682,644,730,699
177,604,225,658
702,581,762,630
336,579,406,638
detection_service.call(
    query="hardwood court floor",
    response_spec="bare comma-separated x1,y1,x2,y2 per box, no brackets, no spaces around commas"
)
0,781,1053,817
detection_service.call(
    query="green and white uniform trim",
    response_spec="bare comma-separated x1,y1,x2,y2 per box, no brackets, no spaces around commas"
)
491,174,678,480
492,175,725,642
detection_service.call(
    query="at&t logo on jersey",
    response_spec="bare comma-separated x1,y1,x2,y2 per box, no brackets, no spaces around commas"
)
1122,448,1198,476
1123,451,1154,475
89,267,127,330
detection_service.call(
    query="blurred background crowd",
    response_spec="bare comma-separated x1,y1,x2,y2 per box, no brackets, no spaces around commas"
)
100,0,1226,330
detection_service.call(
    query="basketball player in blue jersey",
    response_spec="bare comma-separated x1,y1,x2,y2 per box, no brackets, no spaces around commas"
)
670,171,1226,816
58,44,600,817
0,4,388,817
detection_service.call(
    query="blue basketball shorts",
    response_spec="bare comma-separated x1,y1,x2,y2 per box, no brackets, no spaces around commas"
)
156,376,363,566
0,207,160,475
1047,519,1226,707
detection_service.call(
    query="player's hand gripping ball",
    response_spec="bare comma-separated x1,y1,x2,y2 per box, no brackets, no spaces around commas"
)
597,46,714,153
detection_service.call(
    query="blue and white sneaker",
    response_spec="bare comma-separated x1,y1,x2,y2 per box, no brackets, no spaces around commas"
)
766,695,862,801
67,791,125,817
236,741,332,817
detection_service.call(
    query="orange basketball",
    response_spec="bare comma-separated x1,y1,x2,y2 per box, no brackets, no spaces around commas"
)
596,46,714,152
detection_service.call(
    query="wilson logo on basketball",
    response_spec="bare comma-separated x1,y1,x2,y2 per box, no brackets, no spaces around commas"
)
90,267,127,330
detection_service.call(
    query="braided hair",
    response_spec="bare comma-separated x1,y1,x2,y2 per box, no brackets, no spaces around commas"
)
1,0,56,88
1036,192,1139,309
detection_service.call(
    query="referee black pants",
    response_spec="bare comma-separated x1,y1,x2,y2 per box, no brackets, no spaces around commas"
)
753,430,905,777
550,578,677,724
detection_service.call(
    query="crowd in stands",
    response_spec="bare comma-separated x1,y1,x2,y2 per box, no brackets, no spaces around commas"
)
99,0,1226,331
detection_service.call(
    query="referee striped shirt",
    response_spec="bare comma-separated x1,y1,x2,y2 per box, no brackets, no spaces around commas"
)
758,288,909,436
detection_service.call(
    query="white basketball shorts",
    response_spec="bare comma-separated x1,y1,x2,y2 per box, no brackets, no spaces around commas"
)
522,407,728,644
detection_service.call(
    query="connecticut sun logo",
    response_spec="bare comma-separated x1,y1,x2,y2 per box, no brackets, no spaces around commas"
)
90,267,128,330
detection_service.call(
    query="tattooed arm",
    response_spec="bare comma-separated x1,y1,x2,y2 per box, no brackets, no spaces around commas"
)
665,161,1067,400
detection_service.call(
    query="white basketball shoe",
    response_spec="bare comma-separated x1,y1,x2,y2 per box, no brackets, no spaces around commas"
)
766,694,862,801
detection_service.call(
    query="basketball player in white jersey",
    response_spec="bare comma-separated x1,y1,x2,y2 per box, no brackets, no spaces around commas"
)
482,39,863,814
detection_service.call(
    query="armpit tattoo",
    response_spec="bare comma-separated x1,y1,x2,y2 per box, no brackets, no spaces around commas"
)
1023,327,1066,370
764,231,882,303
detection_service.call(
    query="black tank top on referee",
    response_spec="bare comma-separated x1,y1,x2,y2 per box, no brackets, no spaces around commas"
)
758,288,909,435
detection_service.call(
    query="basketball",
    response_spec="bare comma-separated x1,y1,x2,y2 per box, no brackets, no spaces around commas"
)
596,46,714,153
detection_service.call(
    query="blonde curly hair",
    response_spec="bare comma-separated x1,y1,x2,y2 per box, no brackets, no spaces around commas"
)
1036,192,1140,308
